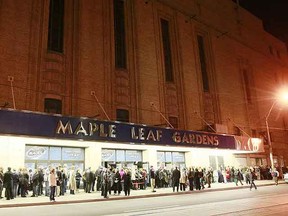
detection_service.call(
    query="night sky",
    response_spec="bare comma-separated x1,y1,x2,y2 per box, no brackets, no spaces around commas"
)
237,0,288,44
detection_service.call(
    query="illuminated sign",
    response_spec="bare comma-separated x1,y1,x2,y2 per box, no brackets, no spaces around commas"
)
0,109,237,150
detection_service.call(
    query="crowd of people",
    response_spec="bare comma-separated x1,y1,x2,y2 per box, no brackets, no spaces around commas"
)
0,164,283,201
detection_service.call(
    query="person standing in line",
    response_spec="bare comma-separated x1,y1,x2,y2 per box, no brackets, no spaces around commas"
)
19,168,29,197
95,166,102,191
38,168,44,196
11,169,19,198
44,166,51,196
249,168,257,190
91,170,96,192
63,164,68,194
194,168,201,190
172,166,181,192
119,168,125,193
85,168,91,193
75,169,82,193
124,169,132,196
69,166,76,194
89,169,95,192
149,166,156,192
101,168,110,199
56,167,62,197
0,167,5,199
114,168,121,195
187,167,195,191
31,169,39,197
3,167,13,200
179,168,187,191
49,168,57,202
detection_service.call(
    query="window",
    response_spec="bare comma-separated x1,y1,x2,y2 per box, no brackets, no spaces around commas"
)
251,129,257,137
161,19,174,82
48,0,64,52
197,35,209,92
25,145,85,172
44,98,62,114
277,50,281,59
116,109,129,122
168,116,178,128
269,46,274,55
233,126,241,136
243,69,251,104
114,0,127,69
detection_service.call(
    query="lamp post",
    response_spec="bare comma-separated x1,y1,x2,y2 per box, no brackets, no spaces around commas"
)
265,88,288,170
265,101,277,170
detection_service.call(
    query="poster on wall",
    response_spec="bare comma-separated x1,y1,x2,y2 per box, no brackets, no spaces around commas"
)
102,149,116,161
62,148,84,161
25,146,49,160
172,152,185,163
125,150,142,162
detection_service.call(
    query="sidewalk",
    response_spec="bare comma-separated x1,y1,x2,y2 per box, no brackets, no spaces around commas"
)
0,180,285,208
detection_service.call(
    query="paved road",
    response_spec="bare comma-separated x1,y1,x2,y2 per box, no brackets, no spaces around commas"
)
0,184,288,216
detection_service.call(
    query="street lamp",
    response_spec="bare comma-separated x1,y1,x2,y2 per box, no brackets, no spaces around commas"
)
265,88,288,170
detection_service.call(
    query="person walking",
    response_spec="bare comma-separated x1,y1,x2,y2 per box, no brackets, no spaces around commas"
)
172,166,180,192
49,168,57,202
206,168,213,188
249,169,257,190
272,168,279,185
149,166,156,192
235,169,244,186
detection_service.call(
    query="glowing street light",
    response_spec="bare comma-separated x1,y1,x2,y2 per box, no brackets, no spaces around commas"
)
265,87,288,169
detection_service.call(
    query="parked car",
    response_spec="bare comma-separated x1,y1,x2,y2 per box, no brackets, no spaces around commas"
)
284,173,288,183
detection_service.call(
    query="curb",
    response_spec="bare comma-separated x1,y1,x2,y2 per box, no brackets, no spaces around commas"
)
0,182,284,208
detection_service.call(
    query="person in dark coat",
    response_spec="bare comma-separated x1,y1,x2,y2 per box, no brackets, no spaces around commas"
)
114,169,122,195
123,169,132,196
249,168,257,190
188,167,195,191
3,167,13,200
194,168,201,190
89,170,95,192
11,169,19,198
0,167,4,199
101,168,110,198
19,169,29,197
75,170,82,192
84,168,91,193
172,166,180,192
149,166,156,192
31,170,39,197
38,168,44,196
